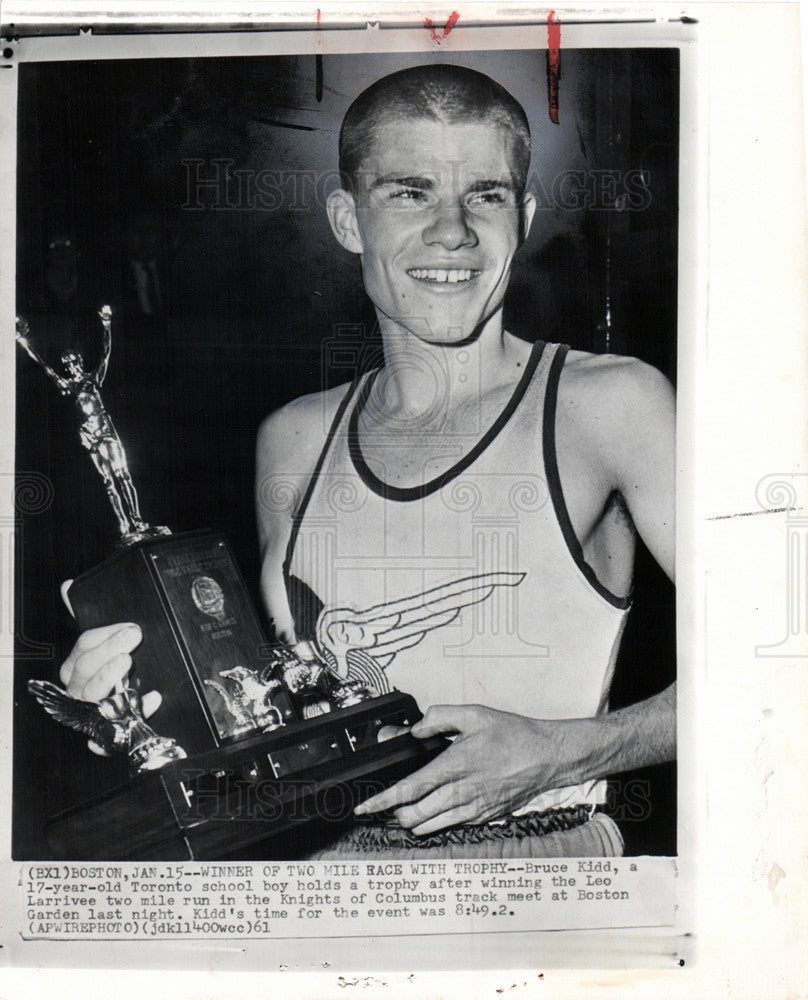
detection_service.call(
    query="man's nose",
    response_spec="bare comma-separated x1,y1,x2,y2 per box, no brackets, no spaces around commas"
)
422,202,478,251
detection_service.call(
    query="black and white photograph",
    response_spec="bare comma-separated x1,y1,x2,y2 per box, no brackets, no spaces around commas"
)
13,40,678,864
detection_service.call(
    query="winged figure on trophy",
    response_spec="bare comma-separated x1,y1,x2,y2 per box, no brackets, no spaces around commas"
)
27,676,187,771
203,665,285,735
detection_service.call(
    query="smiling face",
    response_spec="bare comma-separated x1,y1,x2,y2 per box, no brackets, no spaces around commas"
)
328,118,536,345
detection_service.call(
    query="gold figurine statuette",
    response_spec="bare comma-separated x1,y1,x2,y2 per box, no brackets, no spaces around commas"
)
15,307,169,545
17,306,184,771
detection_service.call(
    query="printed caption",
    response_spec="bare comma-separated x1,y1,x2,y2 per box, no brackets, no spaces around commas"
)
22,858,675,938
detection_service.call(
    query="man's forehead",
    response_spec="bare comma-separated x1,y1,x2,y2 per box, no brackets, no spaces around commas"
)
355,117,518,184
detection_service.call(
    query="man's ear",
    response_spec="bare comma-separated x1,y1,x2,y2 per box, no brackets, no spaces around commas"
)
326,189,363,254
519,192,537,246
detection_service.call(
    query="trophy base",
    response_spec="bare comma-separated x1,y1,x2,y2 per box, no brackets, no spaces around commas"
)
116,525,172,549
67,529,298,754
333,687,372,709
43,693,449,860
130,735,188,772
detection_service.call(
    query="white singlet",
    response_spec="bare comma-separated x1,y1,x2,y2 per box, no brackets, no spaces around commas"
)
285,340,632,813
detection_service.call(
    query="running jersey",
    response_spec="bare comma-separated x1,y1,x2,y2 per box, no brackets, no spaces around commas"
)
284,341,632,812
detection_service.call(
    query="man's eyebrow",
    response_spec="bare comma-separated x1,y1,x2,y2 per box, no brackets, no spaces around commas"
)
368,174,435,192
465,178,516,193
365,175,517,195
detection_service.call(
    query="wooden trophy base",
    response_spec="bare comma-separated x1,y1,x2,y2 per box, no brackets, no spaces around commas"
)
67,529,296,755
43,693,449,860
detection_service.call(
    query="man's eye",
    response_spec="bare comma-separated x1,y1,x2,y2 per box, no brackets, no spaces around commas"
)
389,187,427,202
468,190,507,206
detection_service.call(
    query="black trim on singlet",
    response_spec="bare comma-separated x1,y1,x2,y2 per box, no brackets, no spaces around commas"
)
348,339,547,502
283,375,363,584
542,345,633,611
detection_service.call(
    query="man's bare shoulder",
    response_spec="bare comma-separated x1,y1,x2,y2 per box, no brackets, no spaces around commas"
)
257,381,354,475
561,348,674,426
557,349,674,480
558,349,675,577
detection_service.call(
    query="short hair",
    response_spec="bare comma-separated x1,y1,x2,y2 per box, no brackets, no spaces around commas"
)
339,64,531,198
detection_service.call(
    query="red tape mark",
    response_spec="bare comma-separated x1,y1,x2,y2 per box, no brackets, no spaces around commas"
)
547,10,561,124
423,11,460,44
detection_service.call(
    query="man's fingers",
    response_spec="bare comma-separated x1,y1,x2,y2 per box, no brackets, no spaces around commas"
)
410,805,476,837
393,784,471,831
79,652,132,703
60,622,140,688
377,724,410,743
87,739,110,757
141,690,162,719
354,773,440,816
61,623,142,693
411,704,481,738
354,755,456,815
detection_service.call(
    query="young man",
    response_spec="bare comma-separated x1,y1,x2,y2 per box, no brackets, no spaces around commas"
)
61,64,675,858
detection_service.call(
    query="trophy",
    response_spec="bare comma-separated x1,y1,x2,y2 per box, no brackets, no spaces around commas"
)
18,307,446,859
17,309,187,770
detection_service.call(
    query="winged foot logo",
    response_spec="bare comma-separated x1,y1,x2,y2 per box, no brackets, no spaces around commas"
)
311,571,525,694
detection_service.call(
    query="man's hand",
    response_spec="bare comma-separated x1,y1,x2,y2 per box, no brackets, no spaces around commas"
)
355,704,582,836
355,686,676,836
60,622,144,702
58,581,161,754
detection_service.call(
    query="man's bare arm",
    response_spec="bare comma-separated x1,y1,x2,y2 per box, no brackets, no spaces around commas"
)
602,357,675,582
356,685,676,834
572,357,677,767
255,384,352,643
356,689,676,834
255,407,308,644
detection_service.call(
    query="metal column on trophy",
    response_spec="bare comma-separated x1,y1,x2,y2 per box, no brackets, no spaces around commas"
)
18,306,447,859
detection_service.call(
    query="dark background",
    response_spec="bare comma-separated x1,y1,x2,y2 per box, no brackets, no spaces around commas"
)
14,48,678,858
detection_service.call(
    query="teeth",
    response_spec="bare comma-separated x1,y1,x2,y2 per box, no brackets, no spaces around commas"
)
408,268,477,283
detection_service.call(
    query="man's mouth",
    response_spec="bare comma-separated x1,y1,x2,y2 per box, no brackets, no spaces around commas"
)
407,268,480,284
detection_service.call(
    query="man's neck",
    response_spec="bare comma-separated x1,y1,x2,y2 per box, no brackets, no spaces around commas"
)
374,312,522,421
